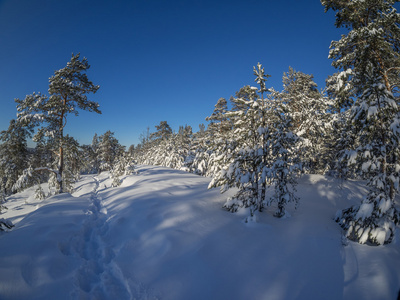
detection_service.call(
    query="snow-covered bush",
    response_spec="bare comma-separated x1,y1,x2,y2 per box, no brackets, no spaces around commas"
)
35,184,46,200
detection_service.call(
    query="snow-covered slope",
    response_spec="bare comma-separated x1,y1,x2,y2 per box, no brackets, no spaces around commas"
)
0,165,399,300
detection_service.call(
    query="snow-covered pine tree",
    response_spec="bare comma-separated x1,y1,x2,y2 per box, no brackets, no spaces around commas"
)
0,177,13,230
61,135,83,193
325,69,355,114
266,92,302,218
123,152,136,176
90,133,101,174
278,67,329,174
15,54,100,193
29,137,53,185
134,127,151,165
98,131,124,172
110,150,136,187
164,125,192,170
253,63,271,204
204,98,234,178
210,64,273,222
34,184,46,200
80,133,101,175
323,0,400,244
151,121,173,141
206,96,237,188
185,124,210,176
143,121,188,169
0,119,33,194
218,94,264,219
0,185,7,213
335,64,400,244
110,154,125,187
127,144,135,159
324,71,355,175
206,98,230,136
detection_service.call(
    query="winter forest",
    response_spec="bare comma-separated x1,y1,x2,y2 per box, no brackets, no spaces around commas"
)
1,1,400,298
2,0,400,243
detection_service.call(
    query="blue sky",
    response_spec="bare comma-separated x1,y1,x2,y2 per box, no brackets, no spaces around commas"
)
0,0,344,147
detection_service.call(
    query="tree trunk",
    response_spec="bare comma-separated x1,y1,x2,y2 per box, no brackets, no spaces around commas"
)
58,103,65,193
59,137,64,193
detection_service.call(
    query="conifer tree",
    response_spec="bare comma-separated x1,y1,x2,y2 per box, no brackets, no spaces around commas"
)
62,135,82,193
0,186,7,213
278,67,329,173
98,131,124,172
323,0,400,244
151,121,173,141
15,53,100,193
0,119,33,194
29,137,54,186
266,92,302,218
164,125,192,170
90,133,101,173
210,64,274,222
111,153,128,187
185,124,210,175
203,98,232,178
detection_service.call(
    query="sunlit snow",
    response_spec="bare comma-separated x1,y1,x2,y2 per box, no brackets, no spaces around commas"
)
0,166,399,300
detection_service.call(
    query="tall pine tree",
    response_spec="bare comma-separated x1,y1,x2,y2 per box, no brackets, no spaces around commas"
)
323,0,400,244
15,54,100,193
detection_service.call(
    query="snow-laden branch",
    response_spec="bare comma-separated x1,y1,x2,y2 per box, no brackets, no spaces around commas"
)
12,166,61,193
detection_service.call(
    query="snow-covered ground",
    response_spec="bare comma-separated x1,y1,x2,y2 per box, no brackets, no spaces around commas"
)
0,165,399,300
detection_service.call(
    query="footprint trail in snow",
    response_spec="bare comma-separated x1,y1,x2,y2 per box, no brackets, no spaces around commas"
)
62,176,132,299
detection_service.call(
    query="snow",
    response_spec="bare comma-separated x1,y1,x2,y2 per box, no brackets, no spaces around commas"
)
355,202,374,220
347,150,358,165
367,106,378,118
0,166,399,300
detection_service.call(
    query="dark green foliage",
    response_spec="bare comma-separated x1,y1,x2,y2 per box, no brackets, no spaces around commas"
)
0,120,33,194
323,0,400,244
15,53,100,193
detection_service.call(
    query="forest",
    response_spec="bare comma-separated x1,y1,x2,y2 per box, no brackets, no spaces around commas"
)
1,0,400,247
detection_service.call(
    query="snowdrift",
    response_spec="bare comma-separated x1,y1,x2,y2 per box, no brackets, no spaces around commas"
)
0,165,399,300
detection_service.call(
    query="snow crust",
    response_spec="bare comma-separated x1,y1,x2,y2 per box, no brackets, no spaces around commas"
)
0,167,399,300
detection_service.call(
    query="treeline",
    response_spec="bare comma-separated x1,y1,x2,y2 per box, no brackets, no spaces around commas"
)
133,65,332,219
0,128,134,198
0,53,135,207
1,0,400,245
133,0,400,246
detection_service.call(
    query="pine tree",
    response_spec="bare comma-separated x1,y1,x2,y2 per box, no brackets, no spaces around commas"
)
0,119,33,194
151,121,173,141
206,98,231,137
323,0,400,244
204,98,233,179
98,131,124,172
29,137,54,188
185,124,210,175
278,67,329,173
62,135,82,193
253,63,271,205
127,144,135,158
34,184,46,200
15,53,100,193
0,185,7,213
335,64,400,244
90,133,101,174
210,64,274,222
266,93,302,218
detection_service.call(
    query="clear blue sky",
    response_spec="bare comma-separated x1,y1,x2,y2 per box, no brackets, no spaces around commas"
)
0,0,344,147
